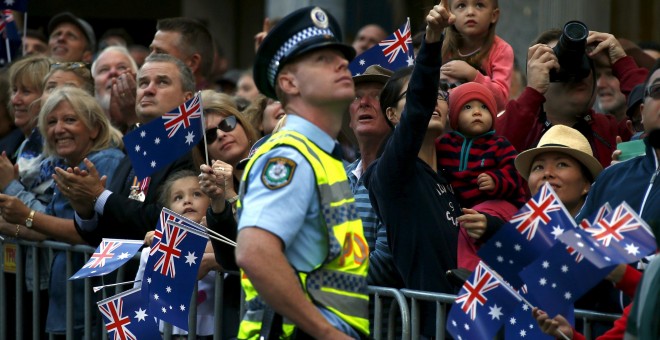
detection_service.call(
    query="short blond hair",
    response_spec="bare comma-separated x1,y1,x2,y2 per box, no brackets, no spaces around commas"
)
38,87,123,158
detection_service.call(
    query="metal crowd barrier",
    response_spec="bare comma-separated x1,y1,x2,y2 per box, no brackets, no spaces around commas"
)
2,239,622,340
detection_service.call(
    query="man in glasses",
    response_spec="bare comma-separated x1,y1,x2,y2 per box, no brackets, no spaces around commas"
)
54,53,195,246
234,6,370,340
47,12,96,63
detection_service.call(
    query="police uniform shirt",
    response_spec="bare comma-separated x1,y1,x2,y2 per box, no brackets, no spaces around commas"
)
238,115,359,337
238,115,330,272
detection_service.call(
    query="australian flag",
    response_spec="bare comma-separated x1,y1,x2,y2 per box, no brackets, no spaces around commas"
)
560,202,655,267
446,262,521,339
518,242,610,318
70,239,143,280
348,19,415,76
504,300,555,339
123,93,203,180
142,209,208,330
0,0,28,12
478,182,576,288
0,8,21,65
97,286,160,340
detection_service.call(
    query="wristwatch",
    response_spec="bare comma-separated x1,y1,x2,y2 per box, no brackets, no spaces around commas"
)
25,210,36,228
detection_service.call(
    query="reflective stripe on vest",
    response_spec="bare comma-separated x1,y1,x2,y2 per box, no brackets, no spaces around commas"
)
237,130,369,339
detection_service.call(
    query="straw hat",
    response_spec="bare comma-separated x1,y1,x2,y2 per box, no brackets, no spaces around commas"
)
515,125,603,181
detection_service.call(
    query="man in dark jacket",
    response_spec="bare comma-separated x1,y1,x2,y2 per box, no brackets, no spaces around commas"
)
54,53,195,246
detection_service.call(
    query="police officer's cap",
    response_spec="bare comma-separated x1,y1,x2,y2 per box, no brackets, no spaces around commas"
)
254,6,356,99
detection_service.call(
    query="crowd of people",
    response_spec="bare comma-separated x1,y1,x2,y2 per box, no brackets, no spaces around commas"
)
0,0,658,339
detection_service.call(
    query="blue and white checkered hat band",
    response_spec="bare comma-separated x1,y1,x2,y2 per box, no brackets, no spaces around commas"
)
267,27,335,87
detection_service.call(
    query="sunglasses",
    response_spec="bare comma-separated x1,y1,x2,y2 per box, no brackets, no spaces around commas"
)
205,115,238,143
50,62,91,71
644,83,660,100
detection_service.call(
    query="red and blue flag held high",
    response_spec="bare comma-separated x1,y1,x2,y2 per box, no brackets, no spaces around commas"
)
70,238,143,280
348,19,415,76
0,8,21,65
123,93,203,181
478,182,577,289
141,208,208,331
97,287,160,340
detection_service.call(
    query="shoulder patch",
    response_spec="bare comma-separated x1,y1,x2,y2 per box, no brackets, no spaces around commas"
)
261,157,297,190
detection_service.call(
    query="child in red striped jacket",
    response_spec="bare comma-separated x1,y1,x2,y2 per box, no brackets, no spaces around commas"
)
436,82,528,271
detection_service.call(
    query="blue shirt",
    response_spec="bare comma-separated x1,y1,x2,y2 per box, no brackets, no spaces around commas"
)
238,115,359,338
47,147,124,333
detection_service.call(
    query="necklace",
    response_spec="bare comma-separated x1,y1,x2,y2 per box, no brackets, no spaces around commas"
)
457,46,481,58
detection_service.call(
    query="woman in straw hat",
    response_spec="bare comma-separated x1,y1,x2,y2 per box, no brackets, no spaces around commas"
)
514,124,603,217
517,124,644,339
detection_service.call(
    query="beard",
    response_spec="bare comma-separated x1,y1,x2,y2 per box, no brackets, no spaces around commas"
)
96,92,111,117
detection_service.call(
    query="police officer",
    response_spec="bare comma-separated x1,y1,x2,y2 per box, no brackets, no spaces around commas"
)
234,6,369,340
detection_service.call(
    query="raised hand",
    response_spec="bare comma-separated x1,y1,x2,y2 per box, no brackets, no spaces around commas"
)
587,31,626,65
426,0,455,43
526,43,560,95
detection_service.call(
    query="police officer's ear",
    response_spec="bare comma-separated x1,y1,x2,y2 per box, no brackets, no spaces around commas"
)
276,70,300,97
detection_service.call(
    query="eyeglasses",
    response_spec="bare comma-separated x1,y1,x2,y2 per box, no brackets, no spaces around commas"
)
205,115,238,143
396,90,407,102
437,89,449,101
644,83,660,100
50,62,91,71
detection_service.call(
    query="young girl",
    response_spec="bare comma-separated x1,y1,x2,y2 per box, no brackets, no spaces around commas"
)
440,0,513,112
135,170,221,338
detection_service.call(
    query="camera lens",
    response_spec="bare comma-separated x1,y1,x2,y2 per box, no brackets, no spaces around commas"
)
564,21,588,42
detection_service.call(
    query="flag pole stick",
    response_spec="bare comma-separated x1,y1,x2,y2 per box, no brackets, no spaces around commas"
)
22,12,27,56
198,91,210,166
5,37,11,63
93,279,141,293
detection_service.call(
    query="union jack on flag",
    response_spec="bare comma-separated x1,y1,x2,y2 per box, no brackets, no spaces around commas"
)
97,287,159,340
162,94,201,138
123,92,204,180
510,184,565,241
379,20,412,63
348,19,415,76
152,222,188,277
561,202,656,265
86,240,122,268
584,202,646,247
447,262,521,340
455,262,501,320
70,239,143,280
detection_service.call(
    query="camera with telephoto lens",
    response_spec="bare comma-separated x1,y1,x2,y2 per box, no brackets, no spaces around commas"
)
549,21,591,82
